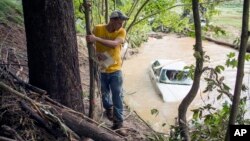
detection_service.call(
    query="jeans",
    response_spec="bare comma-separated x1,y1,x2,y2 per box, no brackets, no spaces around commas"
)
100,70,123,122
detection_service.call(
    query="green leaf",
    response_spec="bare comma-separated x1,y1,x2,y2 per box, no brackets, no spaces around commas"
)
226,58,238,68
227,52,235,58
215,65,225,73
241,84,248,92
204,114,213,124
217,93,223,100
223,83,230,92
151,108,159,117
192,109,200,120
245,54,250,61
231,59,238,68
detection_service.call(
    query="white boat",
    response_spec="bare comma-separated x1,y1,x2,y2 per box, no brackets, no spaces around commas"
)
148,59,193,102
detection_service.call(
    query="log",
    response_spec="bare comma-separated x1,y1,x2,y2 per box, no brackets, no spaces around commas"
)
1,125,24,141
204,36,236,48
185,28,240,50
56,108,123,141
0,82,122,140
0,136,16,141
8,68,47,94
19,101,68,139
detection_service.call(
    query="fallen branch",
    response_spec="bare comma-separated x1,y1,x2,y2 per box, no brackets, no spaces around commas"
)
132,110,156,133
204,36,236,48
184,28,238,50
32,87,123,138
3,68,47,95
1,125,24,141
0,81,123,140
0,81,38,105
0,136,16,141
19,101,75,140
54,107,123,141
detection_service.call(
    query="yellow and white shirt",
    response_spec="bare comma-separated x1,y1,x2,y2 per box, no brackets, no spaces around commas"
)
93,24,126,73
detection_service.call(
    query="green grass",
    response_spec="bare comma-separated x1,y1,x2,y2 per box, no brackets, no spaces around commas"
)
0,0,23,25
207,1,245,43
211,2,243,29
212,15,242,29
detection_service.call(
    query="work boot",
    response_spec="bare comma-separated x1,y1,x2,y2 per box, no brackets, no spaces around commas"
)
112,121,127,136
105,108,113,121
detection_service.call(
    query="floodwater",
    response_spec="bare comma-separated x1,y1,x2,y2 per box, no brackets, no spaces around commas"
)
122,34,250,133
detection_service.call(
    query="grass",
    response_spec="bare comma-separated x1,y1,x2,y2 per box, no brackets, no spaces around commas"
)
211,7,243,29
208,1,245,43
0,0,23,25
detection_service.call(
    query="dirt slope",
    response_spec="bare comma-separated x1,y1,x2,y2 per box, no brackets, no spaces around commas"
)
0,23,153,141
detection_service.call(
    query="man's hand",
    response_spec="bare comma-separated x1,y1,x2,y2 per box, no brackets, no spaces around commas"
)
86,34,96,43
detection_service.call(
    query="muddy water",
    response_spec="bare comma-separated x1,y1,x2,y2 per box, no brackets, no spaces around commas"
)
122,34,250,133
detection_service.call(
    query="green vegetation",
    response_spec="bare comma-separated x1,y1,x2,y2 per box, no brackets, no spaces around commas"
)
0,0,23,25
208,1,244,43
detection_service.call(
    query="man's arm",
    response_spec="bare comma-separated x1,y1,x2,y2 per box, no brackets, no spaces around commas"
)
86,34,123,48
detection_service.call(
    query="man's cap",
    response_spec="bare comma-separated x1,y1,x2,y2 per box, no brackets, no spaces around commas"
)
110,10,129,20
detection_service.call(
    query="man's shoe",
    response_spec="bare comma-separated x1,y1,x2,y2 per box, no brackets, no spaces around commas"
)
105,108,113,121
116,129,127,136
112,122,127,136
112,122,123,130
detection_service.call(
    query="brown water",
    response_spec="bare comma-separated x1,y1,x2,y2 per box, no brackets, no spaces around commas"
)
122,34,250,133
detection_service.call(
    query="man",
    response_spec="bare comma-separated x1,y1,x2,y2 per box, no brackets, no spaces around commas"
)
86,10,129,133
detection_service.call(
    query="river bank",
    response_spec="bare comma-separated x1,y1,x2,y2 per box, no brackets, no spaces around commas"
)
122,33,250,133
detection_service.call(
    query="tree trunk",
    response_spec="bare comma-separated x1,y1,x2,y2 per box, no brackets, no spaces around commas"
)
83,0,96,119
105,0,109,24
178,0,204,140
22,0,85,113
57,108,123,141
126,0,150,33
225,0,249,140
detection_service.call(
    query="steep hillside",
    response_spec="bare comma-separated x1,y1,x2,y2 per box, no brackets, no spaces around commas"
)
0,1,153,141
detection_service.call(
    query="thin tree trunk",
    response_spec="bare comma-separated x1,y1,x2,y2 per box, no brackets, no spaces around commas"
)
105,0,109,24
113,0,116,10
126,0,150,33
124,0,139,28
102,0,104,16
98,0,102,23
225,0,249,140
22,0,84,113
83,0,96,119
127,0,139,17
178,0,204,140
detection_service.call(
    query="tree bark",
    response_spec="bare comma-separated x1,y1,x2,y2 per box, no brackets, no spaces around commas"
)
0,136,16,141
22,0,84,113
225,0,249,140
105,0,109,24
178,0,204,140
83,0,96,119
55,107,123,141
